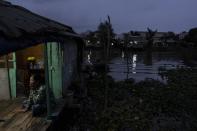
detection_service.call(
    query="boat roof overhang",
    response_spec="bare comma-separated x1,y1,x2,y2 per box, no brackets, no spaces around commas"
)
0,1,82,56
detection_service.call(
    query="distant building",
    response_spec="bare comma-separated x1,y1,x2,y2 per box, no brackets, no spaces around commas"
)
116,31,177,48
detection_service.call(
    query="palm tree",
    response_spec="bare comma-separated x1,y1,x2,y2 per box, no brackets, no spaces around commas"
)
144,28,156,66
145,28,157,49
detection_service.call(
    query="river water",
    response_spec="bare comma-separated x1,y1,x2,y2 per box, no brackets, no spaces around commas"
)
84,49,196,82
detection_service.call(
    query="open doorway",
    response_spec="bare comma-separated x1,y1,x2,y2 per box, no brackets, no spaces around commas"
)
15,44,45,97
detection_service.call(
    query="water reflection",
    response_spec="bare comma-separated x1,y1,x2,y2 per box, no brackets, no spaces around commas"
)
85,49,196,82
144,50,152,66
86,50,92,65
132,54,137,74
121,51,124,58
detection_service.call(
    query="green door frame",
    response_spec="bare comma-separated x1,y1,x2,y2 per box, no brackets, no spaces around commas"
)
44,42,63,119
6,53,17,99
47,42,63,99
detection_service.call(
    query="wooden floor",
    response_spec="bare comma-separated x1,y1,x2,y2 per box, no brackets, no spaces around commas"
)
0,98,51,131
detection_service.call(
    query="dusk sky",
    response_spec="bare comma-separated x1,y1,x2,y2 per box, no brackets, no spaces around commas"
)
9,0,197,34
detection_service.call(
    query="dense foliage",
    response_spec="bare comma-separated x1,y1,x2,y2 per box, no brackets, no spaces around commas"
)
76,68,197,131
185,28,197,46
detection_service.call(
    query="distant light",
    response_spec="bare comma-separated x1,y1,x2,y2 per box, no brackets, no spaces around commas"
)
111,43,114,46
134,41,138,44
97,41,100,44
87,40,90,43
130,41,133,44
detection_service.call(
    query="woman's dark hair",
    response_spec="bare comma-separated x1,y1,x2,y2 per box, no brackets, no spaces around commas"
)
31,73,45,85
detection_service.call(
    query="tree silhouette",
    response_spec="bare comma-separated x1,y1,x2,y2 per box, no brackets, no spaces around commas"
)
146,28,157,49
97,20,115,47
185,28,197,46
85,31,97,45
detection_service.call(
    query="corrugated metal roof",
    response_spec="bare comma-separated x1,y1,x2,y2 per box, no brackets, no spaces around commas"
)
0,0,84,56
0,0,77,38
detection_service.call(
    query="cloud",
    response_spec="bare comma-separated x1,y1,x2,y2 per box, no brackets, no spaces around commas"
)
8,0,197,33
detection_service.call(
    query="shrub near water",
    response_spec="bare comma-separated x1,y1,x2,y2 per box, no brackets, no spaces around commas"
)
79,69,197,130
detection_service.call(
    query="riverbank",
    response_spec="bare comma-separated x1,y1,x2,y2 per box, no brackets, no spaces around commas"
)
84,44,185,52
70,68,197,130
